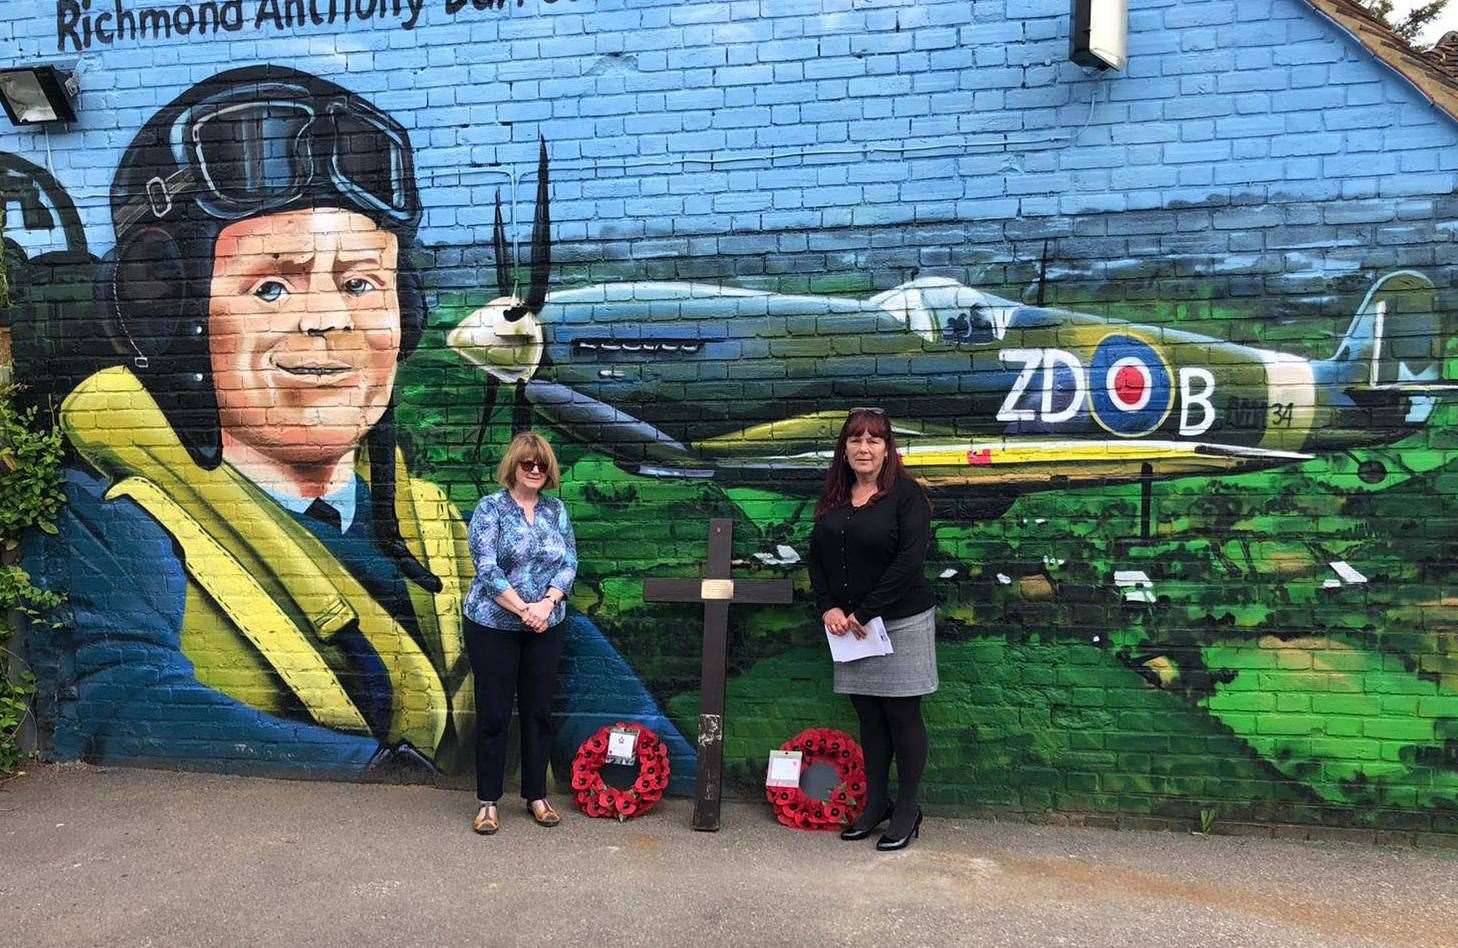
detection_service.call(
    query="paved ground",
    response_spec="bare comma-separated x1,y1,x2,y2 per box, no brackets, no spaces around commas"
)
2,765,1457,947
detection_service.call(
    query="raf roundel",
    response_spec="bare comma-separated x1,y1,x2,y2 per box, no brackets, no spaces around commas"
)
1090,334,1173,437
1108,357,1153,412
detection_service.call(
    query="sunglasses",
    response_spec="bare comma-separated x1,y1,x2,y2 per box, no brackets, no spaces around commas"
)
850,406,886,415
518,459,547,475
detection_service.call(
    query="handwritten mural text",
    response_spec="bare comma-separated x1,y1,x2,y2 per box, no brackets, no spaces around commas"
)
57,0,570,50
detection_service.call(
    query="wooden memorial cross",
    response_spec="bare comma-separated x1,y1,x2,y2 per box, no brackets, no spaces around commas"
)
643,518,793,831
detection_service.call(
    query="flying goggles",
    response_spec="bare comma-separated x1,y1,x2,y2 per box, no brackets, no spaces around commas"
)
115,81,419,237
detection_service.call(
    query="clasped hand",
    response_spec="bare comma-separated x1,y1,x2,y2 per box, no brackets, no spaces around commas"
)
823,607,866,639
520,598,555,633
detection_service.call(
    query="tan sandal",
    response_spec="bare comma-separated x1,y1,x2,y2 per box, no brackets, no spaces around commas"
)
472,803,499,835
529,799,560,827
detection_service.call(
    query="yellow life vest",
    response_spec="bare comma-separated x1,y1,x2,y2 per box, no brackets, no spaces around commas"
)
61,367,474,769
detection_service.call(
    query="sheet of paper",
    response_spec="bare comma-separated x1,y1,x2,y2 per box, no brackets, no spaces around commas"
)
765,750,803,788
606,728,638,765
824,616,893,663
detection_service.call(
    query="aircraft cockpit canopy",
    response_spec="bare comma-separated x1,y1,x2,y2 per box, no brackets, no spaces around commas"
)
867,277,1019,346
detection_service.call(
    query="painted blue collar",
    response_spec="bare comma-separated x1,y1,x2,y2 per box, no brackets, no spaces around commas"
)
258,475,361,534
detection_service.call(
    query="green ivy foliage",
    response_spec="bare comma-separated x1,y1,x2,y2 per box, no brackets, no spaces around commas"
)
0,211,67,776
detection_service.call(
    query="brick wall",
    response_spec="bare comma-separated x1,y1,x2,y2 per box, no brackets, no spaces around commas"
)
3,0,1457,833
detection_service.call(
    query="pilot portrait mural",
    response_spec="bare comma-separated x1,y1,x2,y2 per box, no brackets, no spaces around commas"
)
5,0,1458,833
16,66,695,783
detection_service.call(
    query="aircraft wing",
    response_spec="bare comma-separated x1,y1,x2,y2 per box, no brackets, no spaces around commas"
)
527,383,1315,490
903,439,1314,487
711,438,1314,489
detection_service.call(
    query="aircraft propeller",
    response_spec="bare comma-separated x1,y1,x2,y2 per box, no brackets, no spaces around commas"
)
449,137,551,464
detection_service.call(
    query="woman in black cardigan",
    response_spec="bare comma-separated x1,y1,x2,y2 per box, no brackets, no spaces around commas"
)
807,408,936,851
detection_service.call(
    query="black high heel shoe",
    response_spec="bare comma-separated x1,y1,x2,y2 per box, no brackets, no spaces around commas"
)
840,804,894,841
876,808,922,851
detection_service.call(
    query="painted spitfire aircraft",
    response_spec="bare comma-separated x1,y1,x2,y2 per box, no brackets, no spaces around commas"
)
449,172,1453,511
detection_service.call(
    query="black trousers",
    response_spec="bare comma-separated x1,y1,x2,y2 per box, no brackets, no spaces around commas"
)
464,616,567,803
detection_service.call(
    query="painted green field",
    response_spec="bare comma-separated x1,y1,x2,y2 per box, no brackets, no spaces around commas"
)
398,284,1458,826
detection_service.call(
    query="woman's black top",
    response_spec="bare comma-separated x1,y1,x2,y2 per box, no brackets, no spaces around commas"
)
807,476,934,624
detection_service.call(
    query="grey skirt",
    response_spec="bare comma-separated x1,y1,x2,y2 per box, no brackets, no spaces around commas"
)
833,607,938,697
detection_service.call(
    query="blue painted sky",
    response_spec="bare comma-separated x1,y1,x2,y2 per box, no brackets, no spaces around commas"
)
0,0,1454,261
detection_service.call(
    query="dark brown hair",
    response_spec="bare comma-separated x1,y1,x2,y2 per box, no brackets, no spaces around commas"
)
814,409,904,519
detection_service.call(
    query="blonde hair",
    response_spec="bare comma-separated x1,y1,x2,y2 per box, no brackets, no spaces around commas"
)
496,431,562,490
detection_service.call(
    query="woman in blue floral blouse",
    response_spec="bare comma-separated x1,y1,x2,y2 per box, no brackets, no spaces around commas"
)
465,431,578,834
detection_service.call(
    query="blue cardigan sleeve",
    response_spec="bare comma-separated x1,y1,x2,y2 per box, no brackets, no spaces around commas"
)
22,468,383,776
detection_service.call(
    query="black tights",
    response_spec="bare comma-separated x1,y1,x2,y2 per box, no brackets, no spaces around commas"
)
848,694,927,838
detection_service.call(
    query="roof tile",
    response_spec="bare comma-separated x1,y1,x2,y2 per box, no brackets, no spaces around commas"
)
1303,0,1458,123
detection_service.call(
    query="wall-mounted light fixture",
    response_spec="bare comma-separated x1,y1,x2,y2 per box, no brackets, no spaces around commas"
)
1070,0,1128,72
0,66,79,126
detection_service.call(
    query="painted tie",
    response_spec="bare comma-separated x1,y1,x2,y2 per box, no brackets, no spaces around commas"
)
305,498,342,532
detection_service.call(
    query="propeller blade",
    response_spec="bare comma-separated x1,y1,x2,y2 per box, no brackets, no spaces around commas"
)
493,190,511,300
512,378,532,435
525,136,551,314
474,375,500,473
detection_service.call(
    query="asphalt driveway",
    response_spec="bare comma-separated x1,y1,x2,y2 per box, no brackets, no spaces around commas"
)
2,765,1456,947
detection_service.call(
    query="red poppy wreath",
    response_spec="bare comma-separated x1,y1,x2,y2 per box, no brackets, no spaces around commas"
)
570,722,671,821
765,727,867,831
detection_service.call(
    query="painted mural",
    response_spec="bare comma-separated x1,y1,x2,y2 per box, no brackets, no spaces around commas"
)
5,0,1458,831
11,66,696,784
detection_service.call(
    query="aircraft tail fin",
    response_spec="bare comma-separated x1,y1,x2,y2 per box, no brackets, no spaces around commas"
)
1327,270,1458,393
